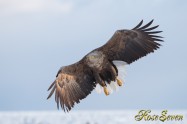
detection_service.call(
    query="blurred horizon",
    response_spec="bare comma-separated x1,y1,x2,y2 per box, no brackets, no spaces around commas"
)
0,0,187,111
0,110,187,124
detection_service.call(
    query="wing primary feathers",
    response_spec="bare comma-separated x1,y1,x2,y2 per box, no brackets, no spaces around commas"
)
150,38,164,42
47,80,55,91
56,91,60,109
60,88,65,111
138,19,154,30
146,31,163,34
47,84,56,99
65,85,74,111
60,96,64,111
132,20,143,29
62,88,67,112
56,82,61,110
149,35,163,38
142,25,159,31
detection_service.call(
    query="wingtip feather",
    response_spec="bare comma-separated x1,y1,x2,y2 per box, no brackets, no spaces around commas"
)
132,20,143,29
139,19,154,30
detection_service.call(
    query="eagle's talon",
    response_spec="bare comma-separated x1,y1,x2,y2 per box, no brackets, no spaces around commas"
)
117,78,123,86
103,86,109,96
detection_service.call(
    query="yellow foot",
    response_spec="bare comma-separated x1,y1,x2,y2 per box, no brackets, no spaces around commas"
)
103,86,109,96
117,78,123,86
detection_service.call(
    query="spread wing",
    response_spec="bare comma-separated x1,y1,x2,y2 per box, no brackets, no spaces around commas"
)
47,61,95,112
100,20,163,64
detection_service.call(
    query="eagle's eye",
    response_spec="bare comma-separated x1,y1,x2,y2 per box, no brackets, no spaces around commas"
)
90,56,95,59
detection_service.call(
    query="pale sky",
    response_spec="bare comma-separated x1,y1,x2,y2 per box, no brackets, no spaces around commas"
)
0,0,187,111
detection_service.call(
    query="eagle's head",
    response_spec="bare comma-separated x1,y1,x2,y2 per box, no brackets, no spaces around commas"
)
86,51,105,68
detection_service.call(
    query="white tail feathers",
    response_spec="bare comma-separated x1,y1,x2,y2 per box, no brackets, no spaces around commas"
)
95,61,127,94
95,83,103,94
109,81,119,92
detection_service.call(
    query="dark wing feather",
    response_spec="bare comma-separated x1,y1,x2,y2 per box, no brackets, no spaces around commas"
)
100,20,163,64
47,61,95,112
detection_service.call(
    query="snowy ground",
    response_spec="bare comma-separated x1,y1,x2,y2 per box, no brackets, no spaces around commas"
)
0,110,186,124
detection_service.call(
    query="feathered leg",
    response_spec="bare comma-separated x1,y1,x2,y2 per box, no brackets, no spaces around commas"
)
93,71,109,95
110,61,123,86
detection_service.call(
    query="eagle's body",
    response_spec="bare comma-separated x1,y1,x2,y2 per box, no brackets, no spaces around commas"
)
47,20,163,112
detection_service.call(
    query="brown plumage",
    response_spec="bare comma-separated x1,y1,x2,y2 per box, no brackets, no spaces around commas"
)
47,20,163,112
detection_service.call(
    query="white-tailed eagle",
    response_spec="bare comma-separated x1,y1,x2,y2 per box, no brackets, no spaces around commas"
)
47,20,163,112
